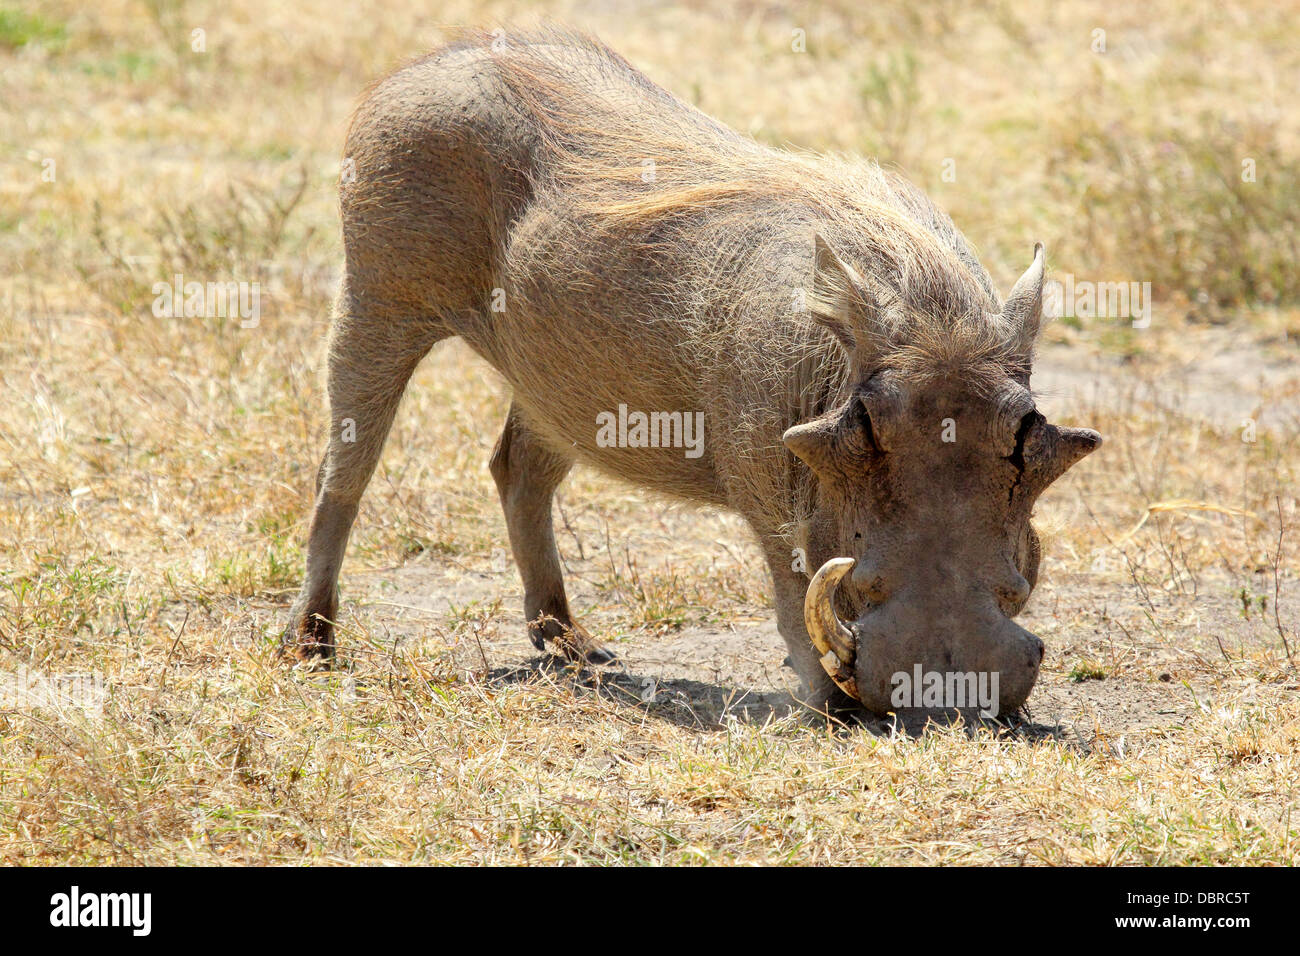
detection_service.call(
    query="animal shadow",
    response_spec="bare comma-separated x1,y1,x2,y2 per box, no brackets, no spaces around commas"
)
485,654,1078,744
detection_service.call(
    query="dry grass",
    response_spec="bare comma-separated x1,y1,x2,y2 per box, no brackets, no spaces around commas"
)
1,0,1297,864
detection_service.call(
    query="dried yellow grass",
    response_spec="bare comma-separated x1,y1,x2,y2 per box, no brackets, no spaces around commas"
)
0,0,1297,865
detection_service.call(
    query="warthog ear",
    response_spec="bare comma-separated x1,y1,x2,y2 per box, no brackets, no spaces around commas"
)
1032,424,1103,488
999,242,1046,361
783,415,840,478
783,394,878,481
810,233,897,360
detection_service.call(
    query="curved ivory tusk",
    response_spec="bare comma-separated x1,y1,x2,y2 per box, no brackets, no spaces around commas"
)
805,557,856,661
804,557,860,701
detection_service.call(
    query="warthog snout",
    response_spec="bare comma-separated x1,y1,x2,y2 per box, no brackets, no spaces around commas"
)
804,557,1045,716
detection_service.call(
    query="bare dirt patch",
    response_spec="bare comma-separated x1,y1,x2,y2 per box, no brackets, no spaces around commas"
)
274,552,1293,743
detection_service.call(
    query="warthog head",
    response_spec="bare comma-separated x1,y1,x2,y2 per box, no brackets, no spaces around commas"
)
784,237,1101,715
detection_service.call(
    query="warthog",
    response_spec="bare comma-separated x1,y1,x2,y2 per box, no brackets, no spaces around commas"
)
284,28,1101,715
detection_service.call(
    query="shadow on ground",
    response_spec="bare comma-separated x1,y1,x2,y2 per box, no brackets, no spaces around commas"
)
479,652,1175,747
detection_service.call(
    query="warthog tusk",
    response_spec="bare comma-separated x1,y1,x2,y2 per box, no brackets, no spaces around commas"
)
804,557,860,701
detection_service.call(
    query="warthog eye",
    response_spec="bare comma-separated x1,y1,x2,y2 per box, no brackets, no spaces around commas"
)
853,397,880,454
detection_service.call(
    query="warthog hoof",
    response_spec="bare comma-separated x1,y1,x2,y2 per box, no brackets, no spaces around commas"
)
529,614,617,665
280,610,336,669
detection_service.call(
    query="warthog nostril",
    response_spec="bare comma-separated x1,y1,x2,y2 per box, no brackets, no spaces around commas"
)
1027,635,1045,664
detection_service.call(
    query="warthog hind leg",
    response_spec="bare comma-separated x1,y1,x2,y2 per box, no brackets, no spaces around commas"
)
283,297,445,666
490,403,615,664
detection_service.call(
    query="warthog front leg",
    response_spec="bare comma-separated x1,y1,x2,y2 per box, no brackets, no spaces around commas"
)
283,300,443,665
489,403,614,664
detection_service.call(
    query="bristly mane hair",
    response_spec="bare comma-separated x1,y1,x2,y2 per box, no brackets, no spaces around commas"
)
479,26,1016,369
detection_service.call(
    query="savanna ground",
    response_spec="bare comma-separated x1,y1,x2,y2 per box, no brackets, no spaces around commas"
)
1,0,1298,864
